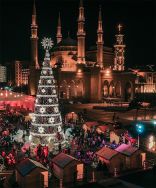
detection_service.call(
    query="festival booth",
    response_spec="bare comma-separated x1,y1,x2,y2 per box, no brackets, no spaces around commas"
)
83,121,99,132
115,144,142,170
51,152,84,183
65,112,78,123
96,146,123,174
15,158,48,188
0,90,35,111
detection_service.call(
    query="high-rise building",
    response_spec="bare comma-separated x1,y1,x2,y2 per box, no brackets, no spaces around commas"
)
0,64,7,83
15,61,29,86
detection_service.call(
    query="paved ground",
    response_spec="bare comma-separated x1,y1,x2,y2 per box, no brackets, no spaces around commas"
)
64,103,156,126
120,168,156,188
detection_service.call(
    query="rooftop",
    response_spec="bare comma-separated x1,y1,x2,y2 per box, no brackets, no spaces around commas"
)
96,146,118,160
56,36,77,47
51,152,79,168
16,158,47,176
115,144,138,156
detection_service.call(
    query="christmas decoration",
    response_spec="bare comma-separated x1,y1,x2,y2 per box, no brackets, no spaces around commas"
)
40,107,46,114
38,126,45,134
30,37,66,152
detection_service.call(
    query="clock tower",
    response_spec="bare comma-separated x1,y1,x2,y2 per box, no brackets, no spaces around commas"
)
113,24,126,71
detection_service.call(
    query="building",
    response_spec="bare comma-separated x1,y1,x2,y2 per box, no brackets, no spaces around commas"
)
15,158,48,188
0,64,7,83
96,146,122,174
28,0,156,102
15,61,29,86
96,144,142,173
115,144,142,170
51,152,84,183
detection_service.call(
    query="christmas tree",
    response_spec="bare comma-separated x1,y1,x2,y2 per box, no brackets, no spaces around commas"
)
30,37,66,152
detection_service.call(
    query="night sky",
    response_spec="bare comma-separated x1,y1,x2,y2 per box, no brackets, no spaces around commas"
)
0,0,155,68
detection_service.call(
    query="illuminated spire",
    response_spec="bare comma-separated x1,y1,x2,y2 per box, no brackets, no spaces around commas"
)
77,0,86,64
56,12,62,43
33,0,36,16
97,6,104,68
80,0,83,7
99,5,102,21
32,0,37,25
78,0,85,22
30,0,39,69
97,5,103,33
58,12,61,26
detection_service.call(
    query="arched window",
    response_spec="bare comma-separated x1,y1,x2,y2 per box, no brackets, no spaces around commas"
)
60,80,67,99
109,81,115,97
125,82,133,101
76,80,84,97
115,81,121,97
103,80,109,97
69,80,76,98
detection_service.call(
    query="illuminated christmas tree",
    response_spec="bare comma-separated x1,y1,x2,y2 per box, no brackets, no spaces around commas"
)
30,37,66,152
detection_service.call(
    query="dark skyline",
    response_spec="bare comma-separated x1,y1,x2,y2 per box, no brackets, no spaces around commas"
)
0,0,155,68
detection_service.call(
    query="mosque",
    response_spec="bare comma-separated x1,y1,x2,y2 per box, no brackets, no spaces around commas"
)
29,0,156,103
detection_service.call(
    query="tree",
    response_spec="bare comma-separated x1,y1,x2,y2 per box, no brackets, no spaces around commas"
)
30,38,66,152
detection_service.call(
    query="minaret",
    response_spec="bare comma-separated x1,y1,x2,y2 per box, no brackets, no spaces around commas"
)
113,24,126,71
56,12,62,44
77,0,86,64
30,0,39,69
96,6,104,68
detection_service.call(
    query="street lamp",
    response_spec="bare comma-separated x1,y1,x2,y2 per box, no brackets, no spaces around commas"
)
153,120,156,126
136,123,144,148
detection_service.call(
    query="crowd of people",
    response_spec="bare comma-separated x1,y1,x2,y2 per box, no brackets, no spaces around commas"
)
0,109,31,170
0,107,138,188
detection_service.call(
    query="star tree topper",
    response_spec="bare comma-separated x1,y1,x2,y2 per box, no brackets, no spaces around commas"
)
41,37,54,50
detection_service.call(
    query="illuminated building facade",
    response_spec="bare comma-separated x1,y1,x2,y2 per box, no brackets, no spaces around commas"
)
15,61,29,86
135,69,156,93
0,64,7,83
29,0,155,102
